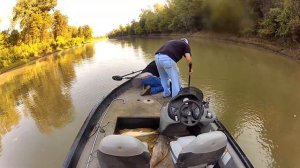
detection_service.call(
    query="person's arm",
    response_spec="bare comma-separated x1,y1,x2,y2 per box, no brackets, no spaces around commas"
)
185,53,193,74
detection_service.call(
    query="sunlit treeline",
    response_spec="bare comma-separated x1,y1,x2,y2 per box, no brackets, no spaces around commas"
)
107,0,300,43
0,0,93,71
0,44,95,152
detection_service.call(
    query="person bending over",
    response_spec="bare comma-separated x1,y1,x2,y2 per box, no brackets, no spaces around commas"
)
132,61,163,96
154,38,192,97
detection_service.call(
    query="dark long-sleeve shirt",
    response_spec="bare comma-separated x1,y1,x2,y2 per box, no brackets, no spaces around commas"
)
142,61,159,77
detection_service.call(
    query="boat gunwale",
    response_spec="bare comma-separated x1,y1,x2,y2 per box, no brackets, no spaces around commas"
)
63,79,133,168
214,119,254,168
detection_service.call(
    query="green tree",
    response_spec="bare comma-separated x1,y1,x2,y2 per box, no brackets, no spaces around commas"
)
68,26,79,38
0,26,3,46
82,25,93,39
0,31,9,47
0,0,94,71
53,10,68,39
12,0,57,44
13,0,57,21
0,33,4,49
20,13,44,43
156,4,174,32
131,20,143,35
77,26,84,38
8,30,20,46
169,0,202,31
144,10,158,33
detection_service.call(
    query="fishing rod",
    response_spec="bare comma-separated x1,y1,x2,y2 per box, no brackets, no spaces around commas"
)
112,69,143,81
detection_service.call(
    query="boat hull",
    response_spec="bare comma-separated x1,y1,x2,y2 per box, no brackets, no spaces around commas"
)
63,79,253,168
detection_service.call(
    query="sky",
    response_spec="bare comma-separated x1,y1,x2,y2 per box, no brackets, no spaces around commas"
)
0,0,167,36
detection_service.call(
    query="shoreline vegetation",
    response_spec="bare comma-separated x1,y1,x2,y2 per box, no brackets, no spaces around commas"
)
0,37,106,74
119,32,300,60
0,0,94,74
107,0,300,60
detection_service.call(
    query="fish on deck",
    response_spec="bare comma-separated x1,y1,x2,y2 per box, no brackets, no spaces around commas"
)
119,128,159,153
120,128,158,137
150,135,169,168
119,128,170,167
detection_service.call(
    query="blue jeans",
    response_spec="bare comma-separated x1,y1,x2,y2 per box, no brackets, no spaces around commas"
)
155,54,181,97
142,76,163,94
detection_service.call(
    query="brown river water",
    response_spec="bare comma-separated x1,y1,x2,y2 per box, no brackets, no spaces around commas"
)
0,38,299,168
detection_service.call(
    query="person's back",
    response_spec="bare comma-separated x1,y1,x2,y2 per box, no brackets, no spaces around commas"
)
155,40,191,63
155,38,192,97
141,61,159,77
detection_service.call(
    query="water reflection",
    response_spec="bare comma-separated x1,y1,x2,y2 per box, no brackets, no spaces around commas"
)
0,41,152,168
0,44,95,153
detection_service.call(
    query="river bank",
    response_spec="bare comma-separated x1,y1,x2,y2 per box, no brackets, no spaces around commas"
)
2,33,298,75
0,38,107,75
0,47,77,75
191,32,300,60
118,32,300,61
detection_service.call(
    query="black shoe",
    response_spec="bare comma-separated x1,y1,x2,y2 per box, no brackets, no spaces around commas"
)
140,85,151,96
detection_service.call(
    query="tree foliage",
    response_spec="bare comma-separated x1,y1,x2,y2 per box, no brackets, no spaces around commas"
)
13,0,57,44
107,0,300,43
53,10,69,39
0,0,94,70
108,0,253,37
258,0,300,40
80,25,93,39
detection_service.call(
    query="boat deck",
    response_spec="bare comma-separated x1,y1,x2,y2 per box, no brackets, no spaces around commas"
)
77,87,172,168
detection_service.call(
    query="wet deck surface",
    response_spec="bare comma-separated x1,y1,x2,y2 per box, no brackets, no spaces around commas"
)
77,87,172,168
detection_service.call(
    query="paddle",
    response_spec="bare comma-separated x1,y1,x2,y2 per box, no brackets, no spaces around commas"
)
188,63,192,87
112,69,143,81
